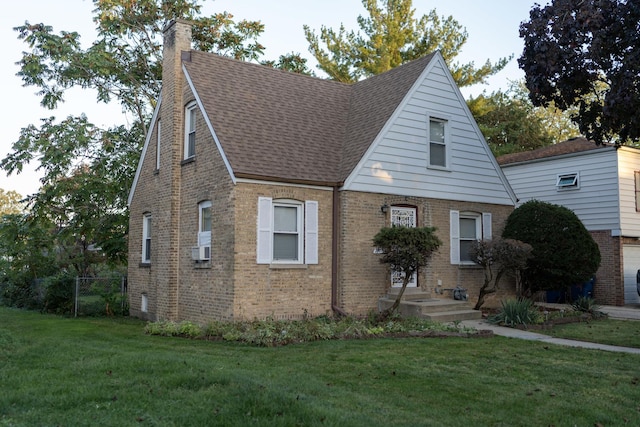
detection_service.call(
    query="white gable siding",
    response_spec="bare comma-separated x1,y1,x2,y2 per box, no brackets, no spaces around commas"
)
343,58,515,206
617,148,640,237
502,150,621,232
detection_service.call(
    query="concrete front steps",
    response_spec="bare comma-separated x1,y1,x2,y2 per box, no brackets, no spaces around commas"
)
378,288,482,322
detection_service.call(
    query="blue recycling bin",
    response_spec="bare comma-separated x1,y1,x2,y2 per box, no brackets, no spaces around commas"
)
570,277,595,301
546,289,566,303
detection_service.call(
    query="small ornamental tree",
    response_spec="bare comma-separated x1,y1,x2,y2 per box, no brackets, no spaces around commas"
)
373,226,441,316
469,238,533,310
501,200,601,295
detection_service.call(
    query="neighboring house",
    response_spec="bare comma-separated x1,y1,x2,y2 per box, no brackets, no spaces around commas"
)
498,137,640,306
126,20,517,323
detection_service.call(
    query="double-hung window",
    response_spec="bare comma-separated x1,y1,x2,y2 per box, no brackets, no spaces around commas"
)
273,202,302,261
184,102,197,159
450,210,492,264
428,117,449,169
142,213,152,263
257,197,318,265
155,119,161,170
198,201,212,248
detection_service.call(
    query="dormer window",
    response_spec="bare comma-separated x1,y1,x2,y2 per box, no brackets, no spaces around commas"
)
556,172,579,190
184,102,197,159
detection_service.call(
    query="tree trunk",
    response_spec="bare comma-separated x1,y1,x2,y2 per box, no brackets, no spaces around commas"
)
474,286,496,310
388,272,413,314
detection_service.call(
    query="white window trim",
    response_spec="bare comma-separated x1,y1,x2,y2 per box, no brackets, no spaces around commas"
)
142,213,152,263
450,210,492,265
198,200,212,247
155,119,161,170
427,115,451,170
184,102,197,159
556,172,579,190
141,293,148,313
257,197,318,265
272,200,304,264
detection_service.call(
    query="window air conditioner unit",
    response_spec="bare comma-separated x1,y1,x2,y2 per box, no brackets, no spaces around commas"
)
191,246,211,261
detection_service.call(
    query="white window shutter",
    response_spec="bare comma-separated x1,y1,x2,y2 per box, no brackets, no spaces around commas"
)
257,197,273,264
305,201,319,264
482,213,492,240
450,210,460,264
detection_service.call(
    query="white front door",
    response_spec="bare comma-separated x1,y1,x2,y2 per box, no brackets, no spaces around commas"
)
390,206,418,288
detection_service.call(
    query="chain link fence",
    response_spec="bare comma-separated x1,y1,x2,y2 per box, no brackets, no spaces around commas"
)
73,276,128,317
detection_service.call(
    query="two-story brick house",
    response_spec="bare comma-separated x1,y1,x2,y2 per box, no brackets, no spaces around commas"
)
127,20,517,323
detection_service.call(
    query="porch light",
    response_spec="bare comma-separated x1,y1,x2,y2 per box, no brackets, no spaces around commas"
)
381,203,389,214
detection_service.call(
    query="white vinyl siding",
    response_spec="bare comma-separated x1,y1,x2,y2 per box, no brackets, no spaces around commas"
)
343,56,515,207
450,210,492,265
617,149,640,238
502,148,624,233
142,213,152,263
184,102,197,159
256,197,318,265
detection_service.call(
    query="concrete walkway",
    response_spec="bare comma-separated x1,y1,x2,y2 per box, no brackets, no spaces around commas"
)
460,305,640,355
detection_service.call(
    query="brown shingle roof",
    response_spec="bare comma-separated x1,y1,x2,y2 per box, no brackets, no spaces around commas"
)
183,51,433,185
341,53,435,179
496,137,613,165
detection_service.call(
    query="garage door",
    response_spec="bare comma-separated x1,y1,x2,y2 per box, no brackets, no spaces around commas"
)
623,245,640,304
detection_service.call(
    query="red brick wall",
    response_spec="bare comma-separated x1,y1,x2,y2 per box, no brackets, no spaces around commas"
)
590,231,624,306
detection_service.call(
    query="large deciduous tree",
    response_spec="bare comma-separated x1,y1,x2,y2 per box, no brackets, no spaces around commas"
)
519,0,640,145
0,0,306,271
468,80,580,156
304,0,510,85
0,189,25,215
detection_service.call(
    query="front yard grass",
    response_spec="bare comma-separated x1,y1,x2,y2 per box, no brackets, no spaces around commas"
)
1,307,640,426
545,318,640,349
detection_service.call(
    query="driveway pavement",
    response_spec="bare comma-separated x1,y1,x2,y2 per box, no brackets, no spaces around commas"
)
460,304,640,355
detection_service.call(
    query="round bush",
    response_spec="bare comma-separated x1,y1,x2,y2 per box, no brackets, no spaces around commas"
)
502,200,600,294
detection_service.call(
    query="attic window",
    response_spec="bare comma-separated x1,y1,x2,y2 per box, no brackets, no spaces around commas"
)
556,172,579,190
428,116,450,169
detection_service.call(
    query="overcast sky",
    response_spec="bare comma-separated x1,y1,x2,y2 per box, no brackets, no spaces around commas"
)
0,0,543,196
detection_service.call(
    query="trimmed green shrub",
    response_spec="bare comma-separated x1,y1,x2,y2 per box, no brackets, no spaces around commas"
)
501,200,600,295
373,226,442,315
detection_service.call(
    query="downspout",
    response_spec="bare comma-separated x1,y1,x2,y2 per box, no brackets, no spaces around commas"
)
331,185,348,316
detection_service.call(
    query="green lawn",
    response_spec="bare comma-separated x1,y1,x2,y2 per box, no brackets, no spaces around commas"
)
1,307,639,426
545,318,640,348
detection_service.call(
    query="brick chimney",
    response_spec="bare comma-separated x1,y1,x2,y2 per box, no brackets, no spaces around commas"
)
155,20,192,319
